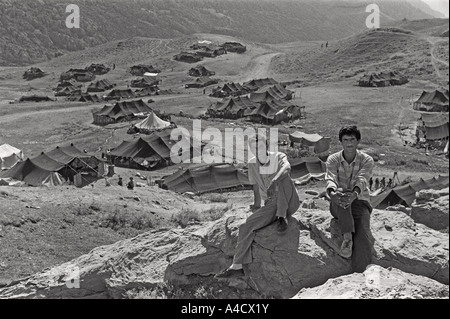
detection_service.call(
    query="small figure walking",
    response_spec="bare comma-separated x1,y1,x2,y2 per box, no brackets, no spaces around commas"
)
127,177,134,190
380,177,386,189
374,178,380,190
387,178,393,189
118,175,123,186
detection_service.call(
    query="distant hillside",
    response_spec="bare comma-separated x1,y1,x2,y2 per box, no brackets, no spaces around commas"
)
386,18,449,36
271,27,444,84
0,0,440,66
405,0,447,18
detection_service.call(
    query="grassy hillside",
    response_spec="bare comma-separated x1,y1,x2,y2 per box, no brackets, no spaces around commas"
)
0,0,440,66
271,28,442,85
386,18,449,36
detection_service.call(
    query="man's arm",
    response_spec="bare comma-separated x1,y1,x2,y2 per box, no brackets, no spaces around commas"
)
341,154,374,208
271,153,291,184
325,153,340,195
252,185,261,209
325,154,347,206
248,162,261,209
353,155,374,194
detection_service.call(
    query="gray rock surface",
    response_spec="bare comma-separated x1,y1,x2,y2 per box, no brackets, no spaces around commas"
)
293,264,449,299
411,188,449,231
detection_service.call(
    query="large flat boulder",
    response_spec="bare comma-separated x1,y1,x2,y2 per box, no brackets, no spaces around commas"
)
292,264,449,299
0,205,448,299
0,208,350,299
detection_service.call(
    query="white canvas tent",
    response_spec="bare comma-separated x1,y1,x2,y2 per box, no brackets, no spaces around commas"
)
0,144,24,170
135,112,171,131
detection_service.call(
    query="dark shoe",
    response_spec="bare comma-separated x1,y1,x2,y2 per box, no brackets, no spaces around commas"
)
339,238,353,259
214,268,244,279
277,217,288,233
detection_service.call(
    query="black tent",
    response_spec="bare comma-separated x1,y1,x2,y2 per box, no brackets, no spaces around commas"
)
162,164,251,194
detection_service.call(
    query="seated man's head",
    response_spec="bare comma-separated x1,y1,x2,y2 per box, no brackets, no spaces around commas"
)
249,133,269,164
339,125,361,153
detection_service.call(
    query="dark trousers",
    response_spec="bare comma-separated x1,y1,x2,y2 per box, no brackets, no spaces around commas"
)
330,199,374,273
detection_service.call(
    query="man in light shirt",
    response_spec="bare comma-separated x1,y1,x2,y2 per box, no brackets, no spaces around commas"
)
215,133,300,279
325,125,375,272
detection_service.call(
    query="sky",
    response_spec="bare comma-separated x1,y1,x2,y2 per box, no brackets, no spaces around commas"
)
421,0,449,17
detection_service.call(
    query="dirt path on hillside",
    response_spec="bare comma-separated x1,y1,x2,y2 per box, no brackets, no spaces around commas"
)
0,105,99,124
427,37,449,82
235,52,281,83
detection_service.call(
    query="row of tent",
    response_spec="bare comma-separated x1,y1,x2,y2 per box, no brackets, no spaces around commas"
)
129,65,161,76
188,65,215,77
23,67,46,81
175,41,246,64
2,142,327,193
131,77,160,88
60,64,111,82
210,78,281,98
207,82,303,124
174,52,204,63
55,86,163,103
0,144,104,187
104,130,204,170
185,77,219,89
358,71,409,87
60,68,96,82
161,157,326,194
93,99,154,125
190,41,246,54
370,175,449,209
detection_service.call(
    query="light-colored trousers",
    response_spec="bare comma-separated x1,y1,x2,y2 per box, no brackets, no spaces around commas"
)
233,175,300,265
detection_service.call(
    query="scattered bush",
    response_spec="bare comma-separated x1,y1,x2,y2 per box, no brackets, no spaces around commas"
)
412,158,429,165
103,208,128,230
171,207,201,228
130,213,153,230
74,205,93,216
202,205,232,221
202,194,228,203
102,208,154,231
171,205,232,228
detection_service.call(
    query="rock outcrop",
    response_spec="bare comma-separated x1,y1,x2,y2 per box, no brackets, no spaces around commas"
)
0,206,448,299
299,209,449,285
410,188,449,231
292,264,449,299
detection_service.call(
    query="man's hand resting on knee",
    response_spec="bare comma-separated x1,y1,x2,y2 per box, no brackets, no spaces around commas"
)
329,189,350,208
329,189,358,209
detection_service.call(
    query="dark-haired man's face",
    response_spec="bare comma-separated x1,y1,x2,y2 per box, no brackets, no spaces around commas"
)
340,134,360,153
